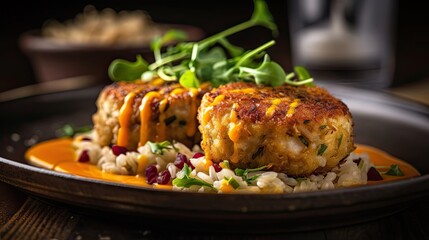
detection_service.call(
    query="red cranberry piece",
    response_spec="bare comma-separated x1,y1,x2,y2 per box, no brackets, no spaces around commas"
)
145,165,158,184
157,170,171,185
112,145,128,156
174,153,188,169
147,176,158,184
367,167,383,181
213,163,222,172
186,159,195,169
78,150,90,162
192,152,205,159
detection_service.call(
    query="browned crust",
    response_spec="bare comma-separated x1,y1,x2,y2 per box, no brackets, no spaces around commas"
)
204,82,351,126
100,81,211,119
94,80,212,149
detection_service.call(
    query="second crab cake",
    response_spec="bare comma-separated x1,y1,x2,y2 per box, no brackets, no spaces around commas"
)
92,79,211,150
198,82,355,177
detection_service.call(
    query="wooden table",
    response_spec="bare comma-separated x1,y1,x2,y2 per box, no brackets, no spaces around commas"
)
1,180,429,239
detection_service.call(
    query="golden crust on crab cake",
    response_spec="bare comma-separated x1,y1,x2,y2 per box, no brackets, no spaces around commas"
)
198,82,354,177
92,79,211,150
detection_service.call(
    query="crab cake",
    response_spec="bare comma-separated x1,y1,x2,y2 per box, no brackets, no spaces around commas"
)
92,79,211,150
198,82,354,177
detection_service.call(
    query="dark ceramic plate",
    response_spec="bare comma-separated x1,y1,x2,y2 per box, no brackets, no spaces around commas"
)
0,83,428,233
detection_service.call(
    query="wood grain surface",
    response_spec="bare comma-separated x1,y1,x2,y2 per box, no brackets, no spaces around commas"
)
1,193,428,240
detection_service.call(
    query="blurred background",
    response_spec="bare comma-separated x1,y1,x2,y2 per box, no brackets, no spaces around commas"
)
0,0,428,103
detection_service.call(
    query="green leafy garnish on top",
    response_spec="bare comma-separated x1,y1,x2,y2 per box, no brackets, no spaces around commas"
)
108,0,314,88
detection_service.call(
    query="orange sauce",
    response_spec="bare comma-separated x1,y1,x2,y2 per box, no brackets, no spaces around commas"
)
117,88,144,147
354,145,420,184
25,138,171,189
138,91,162,147
186,88,199,137
286,98,301,117
25,138,420,189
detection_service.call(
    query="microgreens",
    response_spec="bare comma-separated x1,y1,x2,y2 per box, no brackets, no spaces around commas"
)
108,0,314,88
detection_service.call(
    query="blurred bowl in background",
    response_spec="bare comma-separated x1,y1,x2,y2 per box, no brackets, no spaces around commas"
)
19,24,204,84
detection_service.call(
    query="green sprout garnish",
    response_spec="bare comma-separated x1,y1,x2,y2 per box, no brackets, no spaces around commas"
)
108,0,314,88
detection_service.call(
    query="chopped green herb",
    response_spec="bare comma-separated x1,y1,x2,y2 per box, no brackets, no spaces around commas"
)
222,160,231,169
317,144,328,156
164,115,177,125
234,165,267,184
319,125,327,130
298,135,309,147
147,140,178,155
225,177,240,189
385,164,405,176
58,124,92,137
337,134,343,149
172,164,215,189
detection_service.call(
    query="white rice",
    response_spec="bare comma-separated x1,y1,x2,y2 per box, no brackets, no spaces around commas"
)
73,131,373,194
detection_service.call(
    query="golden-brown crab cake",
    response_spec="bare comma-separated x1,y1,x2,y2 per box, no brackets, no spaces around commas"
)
92,79,211,150
198,82,354,177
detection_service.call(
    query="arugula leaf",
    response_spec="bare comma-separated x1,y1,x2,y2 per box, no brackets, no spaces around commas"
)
147,140,178,155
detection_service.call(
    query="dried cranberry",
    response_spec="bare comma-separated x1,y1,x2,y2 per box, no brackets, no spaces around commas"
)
147,176,158,184
367,167,383,181
78,150,90,162
174,153,188,169
145,165,158,184
213,162,222,172
192,152,205,159
157,170,171,185
112,145,128,156
186,159,195,169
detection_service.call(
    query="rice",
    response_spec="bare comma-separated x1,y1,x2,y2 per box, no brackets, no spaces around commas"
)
73,131,373,194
